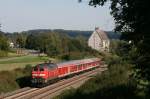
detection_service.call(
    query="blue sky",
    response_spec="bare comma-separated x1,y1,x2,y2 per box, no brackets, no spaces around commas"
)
0,0,114,32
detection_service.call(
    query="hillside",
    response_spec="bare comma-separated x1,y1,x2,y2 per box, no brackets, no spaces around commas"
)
22,29,121,39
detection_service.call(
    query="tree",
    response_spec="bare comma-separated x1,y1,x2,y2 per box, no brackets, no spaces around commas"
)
81,0,150,91
16,33,26,48
0,33,9,51
0,25,9,51
25,34,38,50
0,24,9,51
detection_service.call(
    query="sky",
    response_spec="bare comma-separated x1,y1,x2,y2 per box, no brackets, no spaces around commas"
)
0,0,115,33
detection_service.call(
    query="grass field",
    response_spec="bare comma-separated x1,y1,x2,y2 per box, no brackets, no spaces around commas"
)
0,55,49,64
0,55,56,71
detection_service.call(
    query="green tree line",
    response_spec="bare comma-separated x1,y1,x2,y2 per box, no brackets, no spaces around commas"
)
0,31,9,57
25,32,94,59
3,31,96,60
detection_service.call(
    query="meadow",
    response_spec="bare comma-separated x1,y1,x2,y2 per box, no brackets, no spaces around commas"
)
0,55,54,71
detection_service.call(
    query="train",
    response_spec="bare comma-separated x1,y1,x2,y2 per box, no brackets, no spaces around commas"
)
31,58,101,86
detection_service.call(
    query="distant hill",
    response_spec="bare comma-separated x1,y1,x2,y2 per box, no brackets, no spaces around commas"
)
106,31,121,39
0,31,5,35
23,29,120,40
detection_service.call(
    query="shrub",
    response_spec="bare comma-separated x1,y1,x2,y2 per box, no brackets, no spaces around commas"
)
24,64,32,73
0,65,32,94
60,54,70,60
0,50,8,57
0,71,19,93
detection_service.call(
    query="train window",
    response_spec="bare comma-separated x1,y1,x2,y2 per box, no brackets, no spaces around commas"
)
36,63,56,70
39,67,44,71
33,67,38,71
47,63,57,69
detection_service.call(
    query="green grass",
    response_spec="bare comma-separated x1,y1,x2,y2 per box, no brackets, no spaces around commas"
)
7,52,23,57
0,55,56,71
0,55,49,64
0,62,40,71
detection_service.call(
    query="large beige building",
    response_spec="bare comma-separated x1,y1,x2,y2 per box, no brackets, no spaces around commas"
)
88,27,110,52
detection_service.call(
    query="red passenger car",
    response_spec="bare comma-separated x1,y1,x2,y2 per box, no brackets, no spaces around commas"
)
31,58,101,86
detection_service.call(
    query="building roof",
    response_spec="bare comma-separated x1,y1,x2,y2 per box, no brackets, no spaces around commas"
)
95,28,109,40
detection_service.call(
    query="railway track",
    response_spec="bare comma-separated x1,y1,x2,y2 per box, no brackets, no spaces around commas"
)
0,87,37,99
34,68,107,99
1,67,107,99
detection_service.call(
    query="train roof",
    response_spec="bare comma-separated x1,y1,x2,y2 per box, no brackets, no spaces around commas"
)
34,58,100,68
57,58,100,67
35,63,57,69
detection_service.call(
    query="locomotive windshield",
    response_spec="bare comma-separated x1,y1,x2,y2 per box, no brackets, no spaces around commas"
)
33,67,38,71
47,63,57,69
33,63,57,71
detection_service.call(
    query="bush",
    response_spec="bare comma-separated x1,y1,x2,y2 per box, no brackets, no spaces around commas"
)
0,50,8,57
60,54,70,60
24,64,32,73
58,51,87,61
0,65,32,94
0,71,19,93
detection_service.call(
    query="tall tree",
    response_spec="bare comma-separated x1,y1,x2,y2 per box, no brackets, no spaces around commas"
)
25,34,39,50
0,33,9,51
81,0,150,88
16,33,26,48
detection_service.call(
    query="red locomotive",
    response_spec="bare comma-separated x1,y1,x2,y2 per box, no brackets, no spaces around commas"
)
31,58,101,86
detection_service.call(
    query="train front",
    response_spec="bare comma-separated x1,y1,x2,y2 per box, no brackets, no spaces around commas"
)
31,63,58,87
31,64,48,86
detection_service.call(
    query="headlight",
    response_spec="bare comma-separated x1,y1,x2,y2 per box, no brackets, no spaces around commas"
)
32,74,45,76
39,74,46,76
32,74,38,76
